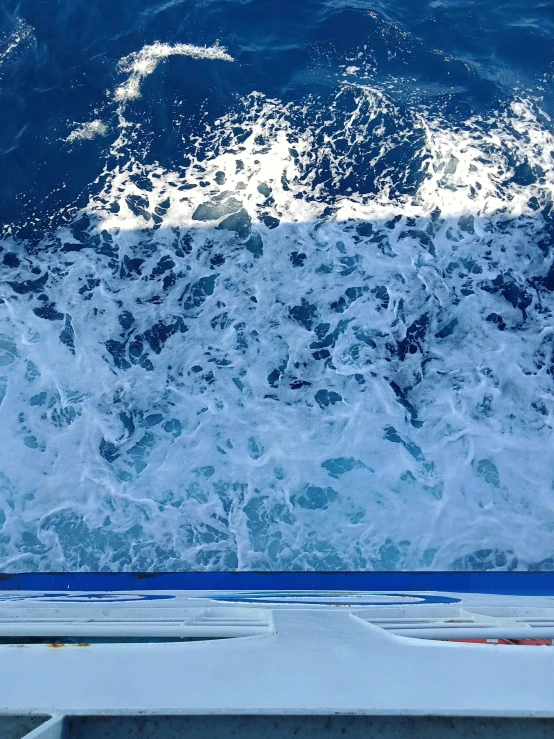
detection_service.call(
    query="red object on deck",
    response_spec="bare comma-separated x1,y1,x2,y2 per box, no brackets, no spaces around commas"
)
445,639,552,646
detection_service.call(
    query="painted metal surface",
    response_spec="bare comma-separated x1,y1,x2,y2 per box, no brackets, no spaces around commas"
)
0,605,272,638
0,585,553,717
1,571,554,595
20,716,64,739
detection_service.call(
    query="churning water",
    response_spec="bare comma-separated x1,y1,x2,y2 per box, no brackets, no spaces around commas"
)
1,0,554,571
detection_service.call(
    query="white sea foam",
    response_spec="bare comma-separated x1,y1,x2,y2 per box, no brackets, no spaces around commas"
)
66,120,108,142
114,42,234,102
1,76,554,571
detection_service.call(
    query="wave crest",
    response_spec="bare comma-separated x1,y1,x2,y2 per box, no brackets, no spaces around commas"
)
114,42,234,102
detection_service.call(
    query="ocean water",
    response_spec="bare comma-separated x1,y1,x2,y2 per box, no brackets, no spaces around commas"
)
1,0,554,572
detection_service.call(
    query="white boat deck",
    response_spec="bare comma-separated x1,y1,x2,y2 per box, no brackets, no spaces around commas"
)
0,574,553,737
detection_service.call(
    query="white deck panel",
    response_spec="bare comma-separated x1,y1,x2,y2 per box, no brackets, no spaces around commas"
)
0,590,553,717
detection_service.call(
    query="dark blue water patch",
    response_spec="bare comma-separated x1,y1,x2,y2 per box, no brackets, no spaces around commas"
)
481,274,533,319
486,313,506,331
118,311,135,332
33,299,64,321
435,318,458,340
290,251,306,267
291,485,338,511
322,457,366,478
245,233,263,257
7,273,48,295
384,426,424,462
59,315,75,354
120,256,145,279
389,381,422,429
3,252,21,268
397,314,429,361
181,275,218,314
217,209,252,238
145,319,187,354
106,340,131,371
290,300,318,331
452,548,519,572
315,7,499,107
193,198,243,222
314,389,342,409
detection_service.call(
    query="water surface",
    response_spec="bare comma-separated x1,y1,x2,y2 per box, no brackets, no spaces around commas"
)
1,0,554,571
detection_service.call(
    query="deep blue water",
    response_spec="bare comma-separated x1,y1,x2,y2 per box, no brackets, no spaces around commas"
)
2,0,554,233
1,0,554,572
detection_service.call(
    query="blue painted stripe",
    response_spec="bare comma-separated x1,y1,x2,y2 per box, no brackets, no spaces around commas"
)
0,572,553,595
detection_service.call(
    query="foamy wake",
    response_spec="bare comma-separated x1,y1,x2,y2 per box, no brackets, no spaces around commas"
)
2,63,554,571
114,42,234,102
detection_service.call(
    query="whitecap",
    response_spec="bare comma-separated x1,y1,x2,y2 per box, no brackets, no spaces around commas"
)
66,120,108,142
114,42,234,102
